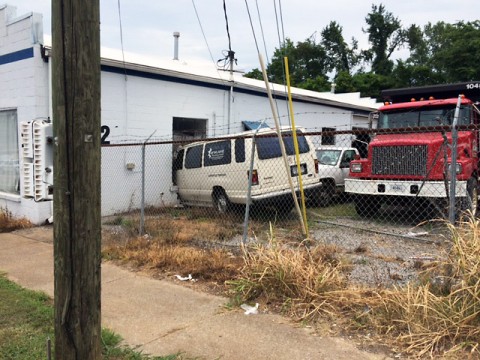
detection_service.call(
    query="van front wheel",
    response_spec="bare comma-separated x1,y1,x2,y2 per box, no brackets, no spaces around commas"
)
213,190,230,214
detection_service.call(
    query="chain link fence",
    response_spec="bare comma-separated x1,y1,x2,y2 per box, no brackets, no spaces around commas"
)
101,125,475,286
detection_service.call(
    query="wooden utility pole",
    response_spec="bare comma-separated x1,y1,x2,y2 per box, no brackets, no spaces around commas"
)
52,0,101,358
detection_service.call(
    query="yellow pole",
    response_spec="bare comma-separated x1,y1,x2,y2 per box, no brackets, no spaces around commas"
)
284,57,309,237
258,54,307,235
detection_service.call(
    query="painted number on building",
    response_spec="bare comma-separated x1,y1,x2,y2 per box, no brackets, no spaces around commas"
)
101,125,111,144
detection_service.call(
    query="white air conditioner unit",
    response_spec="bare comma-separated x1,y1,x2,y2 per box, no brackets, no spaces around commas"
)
22,163,34,198
21,119,54,201
20,121,33,158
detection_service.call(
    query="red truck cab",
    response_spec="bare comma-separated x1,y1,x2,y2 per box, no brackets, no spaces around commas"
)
345,82,480,218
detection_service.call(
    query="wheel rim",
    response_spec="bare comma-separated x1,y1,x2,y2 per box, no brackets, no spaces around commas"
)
470,183,478,215
216,195,228,213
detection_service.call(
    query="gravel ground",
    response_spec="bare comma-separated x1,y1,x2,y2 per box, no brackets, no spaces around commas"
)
310,213,450,287
99,203,452,288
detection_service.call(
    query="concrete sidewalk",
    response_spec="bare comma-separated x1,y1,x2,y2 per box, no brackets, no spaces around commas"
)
0,228,389,360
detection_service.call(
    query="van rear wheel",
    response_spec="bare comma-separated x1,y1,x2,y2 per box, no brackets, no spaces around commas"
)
213,190,230,214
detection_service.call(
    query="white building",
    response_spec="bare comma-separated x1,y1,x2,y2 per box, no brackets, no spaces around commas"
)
0,4,379,224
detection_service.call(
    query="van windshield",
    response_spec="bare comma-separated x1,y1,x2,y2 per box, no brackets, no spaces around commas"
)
316,150,341,166
256,132,310,160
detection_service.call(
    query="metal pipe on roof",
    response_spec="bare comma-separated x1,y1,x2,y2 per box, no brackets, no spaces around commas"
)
173,31,180,60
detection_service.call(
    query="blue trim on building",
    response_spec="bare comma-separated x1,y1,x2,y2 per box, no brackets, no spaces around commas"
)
0,47,34,65
101,64,370,115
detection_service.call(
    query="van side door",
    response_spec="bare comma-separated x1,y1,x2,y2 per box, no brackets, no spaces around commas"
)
201,140,232,203
181,144,203,203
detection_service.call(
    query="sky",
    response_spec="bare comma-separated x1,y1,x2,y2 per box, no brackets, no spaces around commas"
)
6,0,479,75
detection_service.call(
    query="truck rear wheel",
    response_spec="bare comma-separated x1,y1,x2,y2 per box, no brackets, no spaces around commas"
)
354,195,381,218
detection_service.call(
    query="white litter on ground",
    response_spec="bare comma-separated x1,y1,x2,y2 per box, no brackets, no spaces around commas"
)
175,274,193,281
406,231,429,237
240,303,259,315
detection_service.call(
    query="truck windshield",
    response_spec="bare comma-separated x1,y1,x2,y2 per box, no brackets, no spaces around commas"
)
377,105,471,129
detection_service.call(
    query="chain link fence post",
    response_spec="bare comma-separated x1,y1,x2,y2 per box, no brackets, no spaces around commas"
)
448,95,462,224
140,131,156,236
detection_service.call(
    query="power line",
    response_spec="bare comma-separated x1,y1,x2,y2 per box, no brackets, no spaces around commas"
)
244,0,261,55
191,0,217,70
254,0,270,65
116,0,127,80
223,0,233,53
271,0,290,128
218,0,237,71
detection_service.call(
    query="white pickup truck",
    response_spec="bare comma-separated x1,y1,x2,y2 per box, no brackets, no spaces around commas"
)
315,146,359,206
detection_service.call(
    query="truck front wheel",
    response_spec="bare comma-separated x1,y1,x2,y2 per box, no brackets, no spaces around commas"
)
460,177,478,218
354,195,381,218
316,181,335,207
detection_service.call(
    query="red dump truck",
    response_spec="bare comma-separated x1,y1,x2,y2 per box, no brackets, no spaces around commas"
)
345,81,480,218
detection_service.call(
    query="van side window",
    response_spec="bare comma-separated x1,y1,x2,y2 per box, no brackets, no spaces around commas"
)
185,145,203,169
257,132,310,160
235,138,245,163
204,140,231,167
257,136,282,159
283,133,310,154
173,149,184,171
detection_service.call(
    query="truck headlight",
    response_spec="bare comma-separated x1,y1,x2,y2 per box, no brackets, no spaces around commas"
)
351,163,362,173
448,163,462,174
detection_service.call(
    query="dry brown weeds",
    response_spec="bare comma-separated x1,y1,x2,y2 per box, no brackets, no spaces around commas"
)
0,208,33,233
364,216,480,357
102,208,480,358
103,236,243,283
233,217,480,358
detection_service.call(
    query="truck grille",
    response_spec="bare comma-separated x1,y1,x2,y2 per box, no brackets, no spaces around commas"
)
372,145,427,176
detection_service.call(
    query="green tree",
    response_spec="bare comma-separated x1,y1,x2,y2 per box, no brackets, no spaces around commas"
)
334,71,356,93
391,20,480,87
321,21,360,74
363,4,405,76
351,72,394,99
245,37,330,92
244,6,480,99
270,38,329,89
425,21,480,82
244,68,263,80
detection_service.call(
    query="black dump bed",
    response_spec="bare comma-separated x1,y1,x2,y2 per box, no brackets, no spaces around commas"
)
381,81,480,103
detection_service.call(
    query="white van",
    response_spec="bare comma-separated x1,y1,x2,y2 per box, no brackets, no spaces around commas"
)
173,128,322,214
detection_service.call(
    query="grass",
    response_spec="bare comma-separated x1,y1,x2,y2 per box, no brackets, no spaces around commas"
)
7,202,477,357
0,273,180,359
103,235,244,283
308,201,357,219
363,216,480,357
102,208,304,284
229,216,480,358
0,207,32,233
105,207,476,357
229,223,349,319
